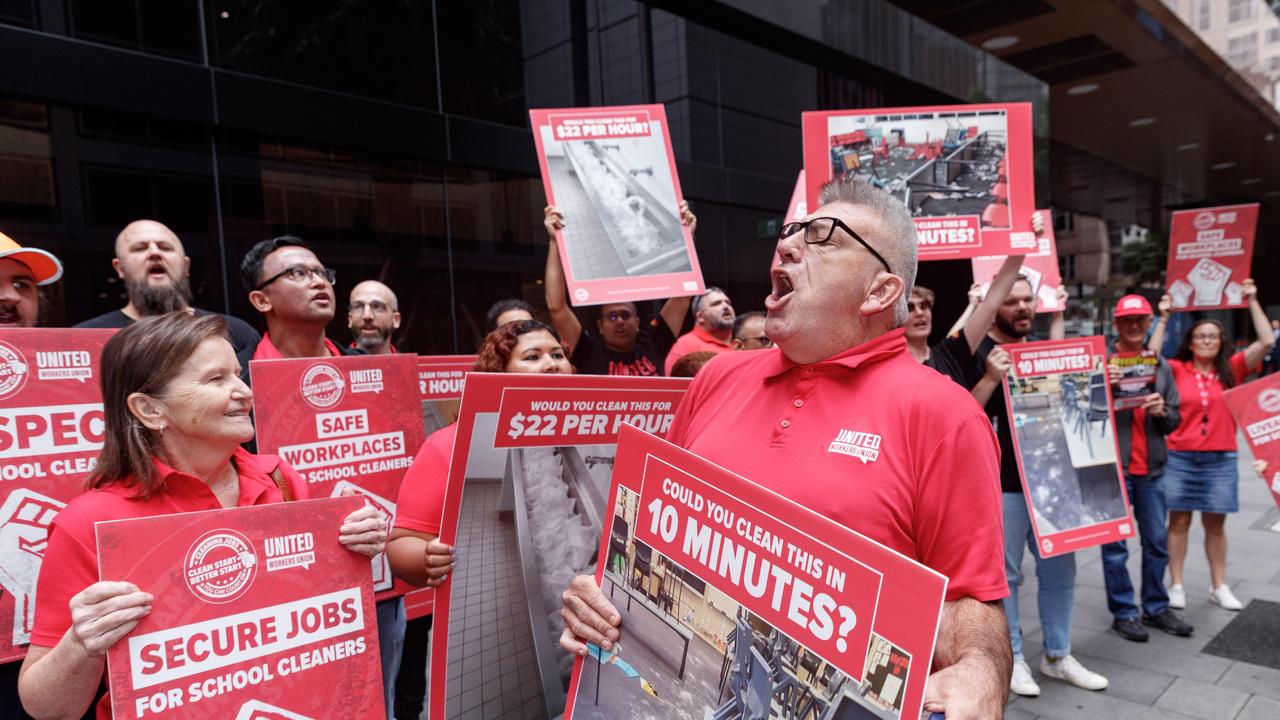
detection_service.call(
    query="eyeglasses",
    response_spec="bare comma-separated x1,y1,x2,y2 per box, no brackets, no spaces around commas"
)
350,300,394,315
907,299,933,313
742,335,773,347
605,310,634,322
1192,333,1221,342
256,265,336,291
777,217,893,274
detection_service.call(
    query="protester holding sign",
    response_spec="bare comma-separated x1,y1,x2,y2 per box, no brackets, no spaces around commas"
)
543,203,696,376
1146,280,1275,612
17,313,386,719
560,178,1012,720
1101,295,1192,642
0,231,63,328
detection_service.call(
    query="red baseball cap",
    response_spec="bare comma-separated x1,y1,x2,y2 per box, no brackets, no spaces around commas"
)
1114,294,1153,318
0,231,63,285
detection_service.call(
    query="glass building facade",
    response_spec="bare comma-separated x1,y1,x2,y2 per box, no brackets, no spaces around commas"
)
0,0,1046,352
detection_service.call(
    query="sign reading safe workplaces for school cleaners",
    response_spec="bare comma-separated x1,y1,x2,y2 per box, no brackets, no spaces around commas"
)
427,373,690,720
531,104,705,306
564,426,948,720
802,103,1037,260
0,328,113,663
98,496,383,720
1000,337,1134,557
1224,374,1280,512
251,354,424,600
1165,203,1258,311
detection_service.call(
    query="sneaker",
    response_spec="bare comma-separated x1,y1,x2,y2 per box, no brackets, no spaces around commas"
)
1167,583,1186,609
1209,584,1244,611
1040,654,1109,691
1010,659,1041,697
1143,609,1194,637
1112,617,1149,642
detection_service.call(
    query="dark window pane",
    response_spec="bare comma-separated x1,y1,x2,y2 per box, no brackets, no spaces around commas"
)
0,0,38,27
438,0,526,126
67,0,201,60
210,0,438,109
0,99,56,222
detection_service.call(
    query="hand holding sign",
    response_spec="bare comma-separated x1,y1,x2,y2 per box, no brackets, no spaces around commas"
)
336,494,387,558
558,574,621,655
69,581,152,656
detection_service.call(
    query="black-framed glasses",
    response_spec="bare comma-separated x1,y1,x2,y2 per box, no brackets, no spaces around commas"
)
778,217,893,274
350,300,394,315
742,335,773,347
256,265,336,291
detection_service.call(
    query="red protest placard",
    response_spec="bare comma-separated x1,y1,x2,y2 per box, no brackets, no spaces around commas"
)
1001,337,1134,557
1110,351,1159,411
1166,204,1258,311
802,103,1036,260
563,425,948,720
0,328,113,663
530,104,705,306
786,169,807,223
98,496,383,720
428,373,690,720
1224,375,1280,511
972,209,1063,313
250,354,424,599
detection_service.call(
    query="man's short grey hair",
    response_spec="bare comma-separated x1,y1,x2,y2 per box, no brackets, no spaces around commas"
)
691,286,726,315
817,178,918,326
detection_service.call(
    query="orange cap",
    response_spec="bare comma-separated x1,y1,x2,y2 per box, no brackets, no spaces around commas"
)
0,231,63,285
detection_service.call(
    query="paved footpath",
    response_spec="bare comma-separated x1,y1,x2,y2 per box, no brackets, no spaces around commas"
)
1005,436,1280,720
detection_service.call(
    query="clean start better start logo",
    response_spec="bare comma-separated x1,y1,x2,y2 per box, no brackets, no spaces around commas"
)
300,363,345,409
1259,388,1280,414
0,341,30,400
184,529,258,604
1192,211,1216,230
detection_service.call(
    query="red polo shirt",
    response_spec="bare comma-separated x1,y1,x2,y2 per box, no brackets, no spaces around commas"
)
1167,352,1254,452
664,326,734,375
667,328,1007,603
29,449,307,720
395,423,456,536
253,332,343,360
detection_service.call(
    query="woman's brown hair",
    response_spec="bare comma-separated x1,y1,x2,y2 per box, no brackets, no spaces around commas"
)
474,320,564,373
1173,319,1237,389
89,312,228,496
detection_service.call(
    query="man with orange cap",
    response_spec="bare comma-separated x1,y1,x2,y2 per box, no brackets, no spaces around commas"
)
0,231,63,328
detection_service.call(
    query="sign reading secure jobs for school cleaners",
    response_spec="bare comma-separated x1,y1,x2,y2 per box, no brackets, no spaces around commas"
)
98,496,383,720
0,328,113,663
251,354,424,598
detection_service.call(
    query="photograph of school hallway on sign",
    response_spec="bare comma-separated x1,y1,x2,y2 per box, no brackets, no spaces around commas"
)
825,110,1010,228
444,411,619,720
539,122,692,279
1009,367,1128,534
569,486,911,720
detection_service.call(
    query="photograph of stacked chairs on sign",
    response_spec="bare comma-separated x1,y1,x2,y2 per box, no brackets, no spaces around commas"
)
825,110,1011,228
570,487,915,720
1008,364,1128,534
446,412,619,720
540,124,692,280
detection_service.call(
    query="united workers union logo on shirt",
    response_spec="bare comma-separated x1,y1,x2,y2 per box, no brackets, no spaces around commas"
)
827,428,882,464
184,529,259,604
299,362,345,410
0,340,30,400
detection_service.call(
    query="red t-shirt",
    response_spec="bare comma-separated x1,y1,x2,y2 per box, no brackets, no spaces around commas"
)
394,423,457,536
1129,408,1149,476
29,449,308,720
667,328,1008,603
664,326,734,375
252,332,343,360
1167,351,1253,452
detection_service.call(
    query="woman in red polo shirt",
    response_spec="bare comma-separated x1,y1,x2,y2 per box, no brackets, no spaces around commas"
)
388,320,572,589
1150,281,1274,612
17,312,387,719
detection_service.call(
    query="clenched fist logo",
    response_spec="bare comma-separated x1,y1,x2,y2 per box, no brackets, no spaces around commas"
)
0,489,66,646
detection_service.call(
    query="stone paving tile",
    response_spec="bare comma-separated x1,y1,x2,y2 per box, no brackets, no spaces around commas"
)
1235,694,1280,720
1068,652,1178,706
1002,702,1040,720
1216,661,1280,702
1153,677,1249,720
1017,678,1199,720
1071,624,1235,684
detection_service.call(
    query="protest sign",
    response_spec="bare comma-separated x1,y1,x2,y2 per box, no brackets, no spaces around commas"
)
531,104,705,305
1001,337,1134,557
427,373,690,720
972,209,1063,312
98,496,383,720
250,354,424,599
802,103,1036,260
786,170,807,223
1224,374,1280,512
563,425,948,720
0,328,112,663
1109,350,1159,411
1166,204,1258,311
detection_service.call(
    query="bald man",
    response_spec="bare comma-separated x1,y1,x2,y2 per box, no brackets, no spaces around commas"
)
75,219,260,354
348,280,402,354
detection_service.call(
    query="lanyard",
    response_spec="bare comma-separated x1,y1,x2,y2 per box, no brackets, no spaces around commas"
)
1192,366,1217,436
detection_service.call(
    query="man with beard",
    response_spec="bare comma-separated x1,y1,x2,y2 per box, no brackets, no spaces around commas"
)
970,278,1107,698
75,220,260,355
348,280,401,354
664,287,736,373
0,231,62,328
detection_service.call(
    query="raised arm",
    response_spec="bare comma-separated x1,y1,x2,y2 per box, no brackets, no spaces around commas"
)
922,597,1013,719
658,201,698,336
543,205,583,351
963,255,1025,353
1242,279,1275,369
946,284,982,339
1048,285,1069,341
1148,294,1172,353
